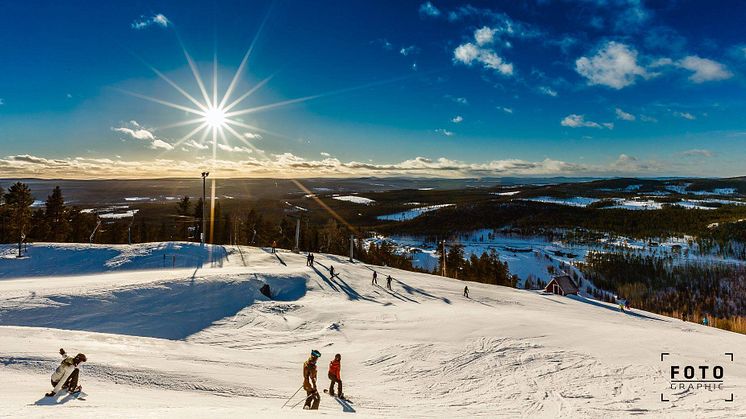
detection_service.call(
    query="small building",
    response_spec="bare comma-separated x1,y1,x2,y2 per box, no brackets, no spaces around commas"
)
544,275,579,296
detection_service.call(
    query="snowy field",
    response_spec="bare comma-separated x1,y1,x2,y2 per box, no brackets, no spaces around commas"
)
522,196,744,210
1,242,744,418
332,195,376,205
376,204,454,221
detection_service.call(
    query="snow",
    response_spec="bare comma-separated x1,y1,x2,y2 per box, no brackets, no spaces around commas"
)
523,196,600,207
493,190,521,196
98,210,138,219
331,195,376,205
124,197,152,202
1,243,745,417
377,204,454,221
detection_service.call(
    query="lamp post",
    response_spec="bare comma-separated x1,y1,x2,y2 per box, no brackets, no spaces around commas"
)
201,171,209,244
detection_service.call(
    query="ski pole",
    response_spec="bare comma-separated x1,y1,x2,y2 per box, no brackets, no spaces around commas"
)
281,385,303,408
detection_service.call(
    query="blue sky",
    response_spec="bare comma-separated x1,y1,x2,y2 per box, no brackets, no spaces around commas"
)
1,0,745,178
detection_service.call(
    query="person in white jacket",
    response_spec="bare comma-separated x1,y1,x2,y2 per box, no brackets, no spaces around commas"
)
45,349,87,397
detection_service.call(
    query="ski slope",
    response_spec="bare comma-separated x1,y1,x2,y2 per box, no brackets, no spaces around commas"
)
0,242,744,418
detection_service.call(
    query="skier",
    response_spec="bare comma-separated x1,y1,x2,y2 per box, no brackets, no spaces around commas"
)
45,349,87,397
306,253,312,266
372,270,378,285
464,286,469,298
702,316,709,326
271,240,277,254
330,265,335,278
624,300,630,311
328,353,344,399
303,349,321,410
386,275,393,290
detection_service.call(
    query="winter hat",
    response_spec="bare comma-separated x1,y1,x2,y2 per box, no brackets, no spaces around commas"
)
74,353,87,363
311,349,321,358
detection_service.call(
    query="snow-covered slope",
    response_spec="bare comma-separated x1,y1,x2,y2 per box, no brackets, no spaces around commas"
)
1,243,744,418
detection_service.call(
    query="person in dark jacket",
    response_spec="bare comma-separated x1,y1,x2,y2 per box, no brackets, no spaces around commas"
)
386,275,393,290
372,271,378,285
464,286,469,298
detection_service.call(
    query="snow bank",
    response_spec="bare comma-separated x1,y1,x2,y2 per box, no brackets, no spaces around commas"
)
0,242,227,279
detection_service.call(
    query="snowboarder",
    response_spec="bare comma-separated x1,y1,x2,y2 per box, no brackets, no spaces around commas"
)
702,316,709,326
386,275,393,290
307,253,314,266
624,300,630,311
330,265,335,278
372,270,378,285
464,286,469,298
328,353,344,399
45,349,87,397
303,349,321,410
271,240,277,254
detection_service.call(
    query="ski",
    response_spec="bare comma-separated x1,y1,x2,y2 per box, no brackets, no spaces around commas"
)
323,389,352,403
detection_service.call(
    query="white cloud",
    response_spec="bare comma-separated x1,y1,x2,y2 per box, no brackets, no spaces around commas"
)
112,126,155,141
575,42,647,89
320,152,331,157
640,114,658,123
677,56,733,83
151,139,174,151
243,132,263,140
112,121,176,150
451,115,463,123
131,13,170,30
615,108,636,121
561,114,613,129
419,1,441,17
474,26,497,46
538,86,558,97
445,95,469,105
498,107,513,114
183,140,208,150
435,128,454,137
674,111,696,120
0,152,671,178
453,42,513,76
399,45,419,56
218,144,253,154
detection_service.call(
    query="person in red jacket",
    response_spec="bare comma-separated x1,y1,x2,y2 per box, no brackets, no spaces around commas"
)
328,353,344,398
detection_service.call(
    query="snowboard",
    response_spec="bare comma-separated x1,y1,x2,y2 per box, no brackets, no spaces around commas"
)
323,389,352,403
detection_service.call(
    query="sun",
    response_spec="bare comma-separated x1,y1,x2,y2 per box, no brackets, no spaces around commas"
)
203,106,227,129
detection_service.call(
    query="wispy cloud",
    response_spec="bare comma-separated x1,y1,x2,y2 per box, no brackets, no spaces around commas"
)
674,111,696,120
112,121,174,150
561,114,613,129
677,56,733,83
435,128,455,136
419,1,441,17
320,152,331,157
575,42,647,89
498,107,513,114
243,132,263,140
453,42,513,76
681,149,714,158
399,45,420,56
218,144,253,154
451,115,463,123
131,13,170,30
615,108,636,121
538,86,558,97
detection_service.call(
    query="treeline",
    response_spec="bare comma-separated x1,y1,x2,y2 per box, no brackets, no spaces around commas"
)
0,182,419,271
437,244,517,287
385,201,746,243
580,251,746,334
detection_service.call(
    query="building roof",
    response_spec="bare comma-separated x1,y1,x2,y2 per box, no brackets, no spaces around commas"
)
546,275,579,294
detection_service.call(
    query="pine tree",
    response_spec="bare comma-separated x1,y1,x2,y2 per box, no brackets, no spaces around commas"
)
176,196,191,216
4,182,34,255
45,186,70,242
